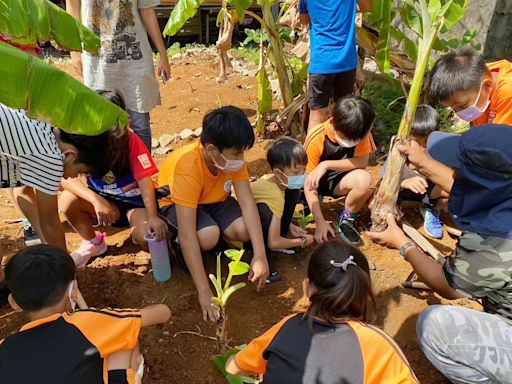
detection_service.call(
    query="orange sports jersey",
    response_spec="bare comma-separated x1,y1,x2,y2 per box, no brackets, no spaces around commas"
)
236,313,418,384
474,60,512,126
155,140,249,209
0,308,141,384
304,119,376,173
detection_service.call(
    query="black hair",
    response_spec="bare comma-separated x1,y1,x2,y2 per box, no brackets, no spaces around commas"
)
305,240,375,328
96,89,131,177
200,106,255,152
266,136,307,170
429,48,488,104
332,96,376,141
5,245,76,312
411,105,440,137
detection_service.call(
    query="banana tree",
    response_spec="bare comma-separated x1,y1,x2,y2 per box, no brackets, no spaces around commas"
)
370,0,467,231
209,249,251,353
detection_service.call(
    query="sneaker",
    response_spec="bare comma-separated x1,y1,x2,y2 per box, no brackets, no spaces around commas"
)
71,233,107,267
23,225,41,247
336,213,361,246
422,207,443,239
266,270,282,284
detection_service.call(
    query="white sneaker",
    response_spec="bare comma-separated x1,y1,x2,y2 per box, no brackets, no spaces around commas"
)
71,233,107,267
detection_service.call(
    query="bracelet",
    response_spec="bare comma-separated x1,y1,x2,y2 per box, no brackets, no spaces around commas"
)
300,236,307,249
399,242,416,261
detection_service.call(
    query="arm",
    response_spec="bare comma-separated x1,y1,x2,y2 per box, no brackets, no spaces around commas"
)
304,173,335,243
226,355,252,376
36,191,66,251
233,181,269,290
61,177,100,203
138,177,168,241
65,0,83,76
139,8,171,81
357,0,372,12
141,304,172,327
321,155,369,173
267,214,312,250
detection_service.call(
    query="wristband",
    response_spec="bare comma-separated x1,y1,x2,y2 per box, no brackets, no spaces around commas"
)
301,236,307,249
399,242,415,261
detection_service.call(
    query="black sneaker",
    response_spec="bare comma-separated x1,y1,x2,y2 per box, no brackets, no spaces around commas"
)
336,217,361,246
23,225,41,247
266,270,281,284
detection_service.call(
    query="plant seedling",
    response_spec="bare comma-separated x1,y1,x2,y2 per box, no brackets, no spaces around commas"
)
212,345,258,384
209,249,251,352
293,210,314,230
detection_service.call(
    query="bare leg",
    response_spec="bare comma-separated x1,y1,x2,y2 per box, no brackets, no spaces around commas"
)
107,343,143,383
308,107,329,131
58,190,97,241
223,217,250,242
11,186,44,242
334,169,374,212
127,208,149,251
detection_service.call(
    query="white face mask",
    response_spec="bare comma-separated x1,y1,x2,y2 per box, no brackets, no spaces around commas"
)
213,151,245,173
335,135,359,148
68,280,77,312
455,81,491,122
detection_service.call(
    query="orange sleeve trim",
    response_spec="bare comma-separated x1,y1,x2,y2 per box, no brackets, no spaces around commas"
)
354,133,376,158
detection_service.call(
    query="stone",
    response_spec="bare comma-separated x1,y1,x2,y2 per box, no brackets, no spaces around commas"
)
134,251,150,266
179,128,195,140
151,138,159,149
159,133,175,148
193,127,203,137
155,146,172,156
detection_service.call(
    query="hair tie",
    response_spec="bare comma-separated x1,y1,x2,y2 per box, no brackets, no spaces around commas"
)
330,256,357,272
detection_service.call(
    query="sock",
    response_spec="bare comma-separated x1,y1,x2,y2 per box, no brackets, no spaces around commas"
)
341,208,358,221
89,234,101,245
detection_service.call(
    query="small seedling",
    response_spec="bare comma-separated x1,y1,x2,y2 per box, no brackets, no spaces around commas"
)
293,210,314,230
209,249,251,352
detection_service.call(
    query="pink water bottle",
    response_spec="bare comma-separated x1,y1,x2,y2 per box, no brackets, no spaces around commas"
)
144,234,171,283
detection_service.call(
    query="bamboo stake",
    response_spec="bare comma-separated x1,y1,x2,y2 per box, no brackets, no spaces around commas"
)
402,221,442,261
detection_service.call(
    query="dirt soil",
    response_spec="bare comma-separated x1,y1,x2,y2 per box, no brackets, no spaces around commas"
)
0,53,479,383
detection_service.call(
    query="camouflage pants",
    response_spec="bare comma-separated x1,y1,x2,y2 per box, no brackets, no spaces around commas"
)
417,305,512,383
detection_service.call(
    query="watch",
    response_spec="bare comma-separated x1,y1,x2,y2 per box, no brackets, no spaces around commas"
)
399,242,415,260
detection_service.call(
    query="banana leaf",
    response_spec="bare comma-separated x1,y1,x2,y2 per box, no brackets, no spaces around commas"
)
0,0,100,53
0,42,128,135
231,0,252,21
371,0,392,73
163,0,204,37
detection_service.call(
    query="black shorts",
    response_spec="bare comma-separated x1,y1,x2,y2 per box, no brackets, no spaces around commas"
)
398,179,437,206
307,70,356,109
108,369,132,384
317,170,348,198
161,197,242,234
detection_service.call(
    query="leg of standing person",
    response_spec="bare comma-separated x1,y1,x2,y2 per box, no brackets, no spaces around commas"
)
417,305,512,384
129,110,152,151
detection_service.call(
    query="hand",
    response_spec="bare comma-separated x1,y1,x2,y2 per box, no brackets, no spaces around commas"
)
306,164,327,191
314,220,335,243
157,53,171,83
396,139,431,171
289,223,306,237
401,176,428,195
92,197,120,227
146,215,168,241
248,255,269,291
365,214,410,250
303,233,315,247
198,289,220,322
70,51,83,77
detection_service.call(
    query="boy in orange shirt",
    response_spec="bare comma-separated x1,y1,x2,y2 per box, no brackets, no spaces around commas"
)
429,48,512,125
156,106,268,322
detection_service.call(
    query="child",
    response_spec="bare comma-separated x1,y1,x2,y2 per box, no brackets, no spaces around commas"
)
429,48,512,125
226,240,418,383
0,244,171,383
59,90,168,267
155,106,269,322
66,0,171,150
250,137,314,283
379,105,449,239
304,95,376,246
0,103,112,251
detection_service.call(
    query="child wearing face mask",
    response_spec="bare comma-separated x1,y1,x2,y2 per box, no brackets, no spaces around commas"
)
0,245,171,384
249,137,315,283
429,48,512,126
304,95,376,246
155,106,269,322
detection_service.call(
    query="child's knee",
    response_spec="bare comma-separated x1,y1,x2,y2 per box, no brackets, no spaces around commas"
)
197,226,220,251
226,219,250,242
58,190,79,214
348,169,373,192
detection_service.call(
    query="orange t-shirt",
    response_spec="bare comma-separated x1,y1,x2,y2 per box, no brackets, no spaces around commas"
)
155,140,249,209
304,119,376,173
474,60,512,126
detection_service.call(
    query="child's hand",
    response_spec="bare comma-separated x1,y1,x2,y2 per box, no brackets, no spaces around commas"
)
314,220,335,243
306,164,327,190
365,214,410,250
158,54,171,83
289,223,306,237
146,215,168,241
249,255,269,291
93,197,120,227
401,176,428,195
198,289,220,322
304,234,315,247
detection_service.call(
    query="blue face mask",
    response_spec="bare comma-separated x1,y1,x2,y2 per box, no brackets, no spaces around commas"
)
277,169,306,190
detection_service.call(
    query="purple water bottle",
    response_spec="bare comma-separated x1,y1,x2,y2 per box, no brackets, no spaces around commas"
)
144,234,171,283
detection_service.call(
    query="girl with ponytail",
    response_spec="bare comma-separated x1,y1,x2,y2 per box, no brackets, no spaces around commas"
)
226,239,418,384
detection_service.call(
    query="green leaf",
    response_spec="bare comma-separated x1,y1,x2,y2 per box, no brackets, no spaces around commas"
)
371,0,392,72
228,261,251,276
257,67,272,113
224,249,244,262
216,7,225,27
293,211,302,219
221,282,246,306
209,273,223,298
232,0,252,22
442,0,467,31
216,253,222,284
0,0,100,53
211,296,223,306
462,28,477,44
212,350,239,376
163,0,203,37
428,0,442,21
403,35,418,63
399,4,423,37
0,42,128,135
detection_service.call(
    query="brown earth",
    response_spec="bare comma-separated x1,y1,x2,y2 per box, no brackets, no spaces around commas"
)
0,54,479,383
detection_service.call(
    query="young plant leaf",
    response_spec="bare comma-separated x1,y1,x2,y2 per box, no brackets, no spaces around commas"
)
232,0,252,22
228,261,251,276
209,273,223,298
221,282,246,307
257,66,272,114
163,0,204,37
216,252,222,284
372,0,392,72
224,249,244,262
442,0,466,31
211,296,223,306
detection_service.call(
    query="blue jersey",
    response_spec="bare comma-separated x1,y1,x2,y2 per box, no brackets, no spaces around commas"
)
299,0,358,74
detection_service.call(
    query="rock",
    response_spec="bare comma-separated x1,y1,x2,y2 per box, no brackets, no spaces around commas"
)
151,138,159,149
159,133,175,148
180,128,195,140
134,251,150,266
193,127,202,137
155,146,172,156
240,68,250,76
